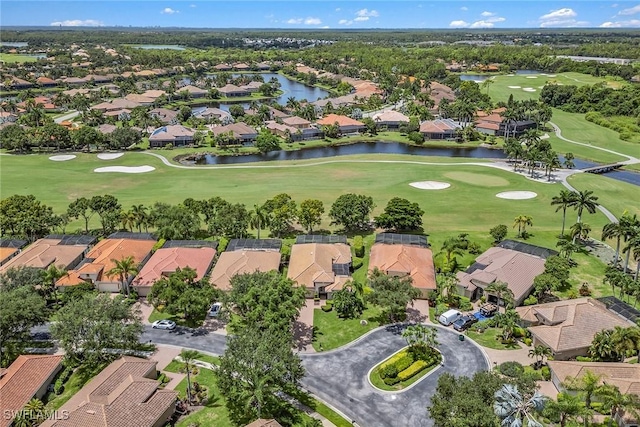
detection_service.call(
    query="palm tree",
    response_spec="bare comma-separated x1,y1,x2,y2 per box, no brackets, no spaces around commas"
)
589,329,618,362
552,190,578,237
120,209,136,233
595,383,640,427
180,349,201,405
513,214,533,238
602,220,627,267
485,281,514,309
493,310,521,341
556,236,581,260
528,345,552,369
131,204,148,233
493,384,546,427
437,237,465,273
23,397,46,424
611,326,640,361
346,280,365,306
564,369,603,409
43,264,68,305
248,204,270,239
570,222,591,244
570,190,599,224
106,256,139,296
481,78,495,95
436,273,459,304
629,235,640,282
545,392,590,427
621,214,640,274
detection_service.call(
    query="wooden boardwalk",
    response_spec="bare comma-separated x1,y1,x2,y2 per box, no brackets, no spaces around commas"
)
582,163,624,174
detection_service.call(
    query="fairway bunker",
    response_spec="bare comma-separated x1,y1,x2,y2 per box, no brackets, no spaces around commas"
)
97,153,124,160
496,191,537,200
508,86,521,89
526,76,538,79
522,88,536,92
94,166,155,173
409,181,451,190
49,155,76,161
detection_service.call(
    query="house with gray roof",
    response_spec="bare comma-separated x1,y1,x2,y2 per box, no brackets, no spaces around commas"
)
149,124,195,148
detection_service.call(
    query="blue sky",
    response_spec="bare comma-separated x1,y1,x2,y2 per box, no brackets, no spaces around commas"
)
2,1,640,29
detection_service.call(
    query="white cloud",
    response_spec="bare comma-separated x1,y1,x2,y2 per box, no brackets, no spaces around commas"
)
460,6,468,11
481,11,495,17
320,26,330,29
161,7,178,14
618,4,640,15
338,19,351,25
540,7,577,20
335,8,341,12
354,16,369,22
287,18,303,24
355,8,379,18
49,19,104,26
470,20,495,28
449,20,470,28
600,19,640,27
486,16,505,23
539,8,588,27
304,17,322,25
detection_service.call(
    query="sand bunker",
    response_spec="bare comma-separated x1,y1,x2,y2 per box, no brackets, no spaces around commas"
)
496,191,537,200
508,86,521,89
547,74,556,77
97,153,124,160
49,155,76,161
526,76,538,79
94,166,155,174
507,74,515,76
522,88,536,92
409,181,451,190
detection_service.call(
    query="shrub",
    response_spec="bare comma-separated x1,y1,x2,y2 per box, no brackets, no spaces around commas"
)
398,360,428,381
522,366,543,381
499,361,524,378
541,366,551,381
379,352,408,378
353,235,364,258
321,304,333,312
579,283,592,296
523,295,538,306
490,224,508,243
523,338,533,346
352,257,363,270
576,356,593,362
152,239,166,252
513,327,526,338
217,237,229,252
458,298,474,312
393,355,414,374
54,378,65,395
468,242,482,255
408,131,424,144
383,376,401,386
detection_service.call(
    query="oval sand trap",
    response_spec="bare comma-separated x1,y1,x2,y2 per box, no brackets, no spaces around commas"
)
97,153,124,160
526,76,538,79
409,181,451,190
496,191,537,200
444,171,509,187
508,85,521,89
94,166,155,174
522,88,536,92
49,155,76,161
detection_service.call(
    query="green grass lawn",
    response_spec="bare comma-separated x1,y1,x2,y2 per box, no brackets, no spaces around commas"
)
0,53,41,63
312,305,383,351
466,328,520,350
44,363,107,410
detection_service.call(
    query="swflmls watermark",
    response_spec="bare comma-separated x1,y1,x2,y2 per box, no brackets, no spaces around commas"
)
3,409,70,421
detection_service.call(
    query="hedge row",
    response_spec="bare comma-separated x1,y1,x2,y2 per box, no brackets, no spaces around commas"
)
353,236,364,258
54,366,74,395
398,360,429,382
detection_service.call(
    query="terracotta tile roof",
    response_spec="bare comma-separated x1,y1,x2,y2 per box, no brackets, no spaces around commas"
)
372,111,410,123
0,355,63,427
548,360,640,396
457,247,546,304
516,298,634,353
149,125,195,141
217,84,249,94
98,124,118,134
0,238,88,273
476,121,500,131
287,243,351,292
180,84,207,95
419,119,461,133
124,93,155,104
369,243,436,291
316,114,364,127
41,356,177,427
141,89,166,99
0,247,19,264
133,247,216,288
245,420,283,427
56,238,155,287
282,116,311,127
209,250,281,291
209,123,257,138
92,98,141,112
36,76,57,85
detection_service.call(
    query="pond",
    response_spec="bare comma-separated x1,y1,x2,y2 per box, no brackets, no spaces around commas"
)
194,142,507,165
130,44,185,50
0,42,28,47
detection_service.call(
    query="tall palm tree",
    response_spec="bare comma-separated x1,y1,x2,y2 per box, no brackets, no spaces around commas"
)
545,392,590,427
131,204,148,233
120,209,136,233
180,349,201,405
552,190,578,237
493,384,546,427
570,222,592,244
602,220,627,267
564,369,603,409
437,237,465,273
513,215,533,238
621,214,640,274
595,384,640,427
23,397,46,424
485,281,514,309
570,190,599,224
248,204,270,239
43,264,68,305
629,235,640,282
611,326,640,361
589,329,618,362
106,256,139,296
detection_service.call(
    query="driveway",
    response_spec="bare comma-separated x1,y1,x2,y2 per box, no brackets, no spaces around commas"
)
141,325,228,354
300,325,489,427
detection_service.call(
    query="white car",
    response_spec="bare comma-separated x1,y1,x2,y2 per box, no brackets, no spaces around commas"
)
209,302,222,317
151,319,176,330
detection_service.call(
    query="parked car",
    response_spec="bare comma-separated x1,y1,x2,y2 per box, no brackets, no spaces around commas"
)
453,315,478,332
151,319,176,330
438,309,463,326
209,302,222,317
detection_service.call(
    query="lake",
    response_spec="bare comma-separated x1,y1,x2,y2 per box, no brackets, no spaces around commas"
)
130,44,185,50
0,42,28,47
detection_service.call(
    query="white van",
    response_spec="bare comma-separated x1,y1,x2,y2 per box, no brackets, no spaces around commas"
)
438,309,463,326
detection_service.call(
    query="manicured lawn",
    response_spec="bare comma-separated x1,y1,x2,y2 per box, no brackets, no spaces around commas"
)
44,363,107,410
466,328,520,350
0,53,41,63
568,173,640,218
312,305,383,351
369,347,441,391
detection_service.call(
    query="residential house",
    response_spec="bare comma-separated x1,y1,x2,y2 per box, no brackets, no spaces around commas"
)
499,119,537,138
192,107,233,124
214,63,232,71
287,243,352,298
218,84,250,97
92,98,141,112
282,116,312,129
124,93,155,106
97,123,118,135
245,420,283,427
83,74,112,84
0,239,27,266
149,125,196,148
103,109,131,121
150,108,179,125
316,114,365,134
209,122,258,145
0,111,18,124
548,360,640,427
368,236,436,298
209,240,281,291
141,89,166,101
0,355,64,427
179,84,208,98
61,76,86,86
233,63,251,71
372,111,410,130
56,237,156,293
36,76,58,87
41,356,177,427
241,81,263,93
0,237,92,274
425,81,456,116
132,247,216,296
419,118,461,140
516,298,634,360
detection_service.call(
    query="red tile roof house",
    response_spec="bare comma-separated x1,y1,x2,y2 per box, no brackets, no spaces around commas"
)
0,111,18,124
0,355,64,427
92,98,141,112
149,125,196,148
132,247,216,296
282,116,312,129
40,356,177,427
372,111,410,130
0,237,90,274
209,249,281,292
240,81,263,93
56,237,156,293
455,245,548,307
217,84,250,97
316,114,365,135
150,108,179,125
209,123,258,146
287,243,352,298
516,298,634,360
61,76,86,86
419,118,462,140
36,76,58,87
548,360,640,427
179,84,208,98
124,93,155,106
368,243,437,299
